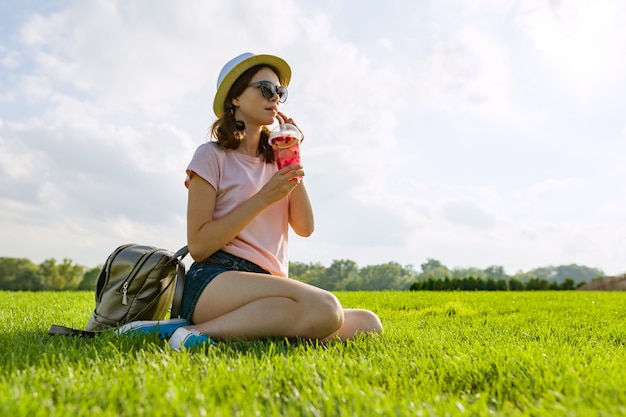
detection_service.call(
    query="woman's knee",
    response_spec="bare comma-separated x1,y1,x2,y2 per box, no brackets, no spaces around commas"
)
299,290,344,339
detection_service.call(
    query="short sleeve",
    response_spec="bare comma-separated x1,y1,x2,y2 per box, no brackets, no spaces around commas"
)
185,142,224,190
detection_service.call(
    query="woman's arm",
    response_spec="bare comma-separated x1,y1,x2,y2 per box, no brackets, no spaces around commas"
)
289,181,314,237
274,112,314,237
187,166,304,262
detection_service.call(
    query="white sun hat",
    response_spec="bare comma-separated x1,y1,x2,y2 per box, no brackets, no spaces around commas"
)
212,52,291,118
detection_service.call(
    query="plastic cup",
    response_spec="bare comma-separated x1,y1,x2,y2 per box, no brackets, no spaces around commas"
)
268,122,303,174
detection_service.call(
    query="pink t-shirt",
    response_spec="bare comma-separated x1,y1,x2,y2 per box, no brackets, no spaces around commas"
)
185,142,289,276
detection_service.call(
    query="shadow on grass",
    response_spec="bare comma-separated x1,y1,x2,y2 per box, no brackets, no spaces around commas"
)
216,336,341,358
1,328,350,370
0,328,168,368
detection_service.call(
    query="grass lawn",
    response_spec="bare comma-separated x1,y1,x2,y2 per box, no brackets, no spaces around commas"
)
1,290,625,416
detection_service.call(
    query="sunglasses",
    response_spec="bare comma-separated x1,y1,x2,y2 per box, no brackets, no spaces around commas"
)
247,81,288,103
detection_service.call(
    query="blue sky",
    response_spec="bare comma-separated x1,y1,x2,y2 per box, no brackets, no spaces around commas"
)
1,0,625,275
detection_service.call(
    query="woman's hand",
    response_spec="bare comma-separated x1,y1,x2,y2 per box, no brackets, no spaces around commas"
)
276,111,304,140
258,164,304,206
276,111,295,126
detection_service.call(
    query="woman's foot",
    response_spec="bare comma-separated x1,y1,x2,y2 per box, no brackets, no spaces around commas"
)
168,327,214,351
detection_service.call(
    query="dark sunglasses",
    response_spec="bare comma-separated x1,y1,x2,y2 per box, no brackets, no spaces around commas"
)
247,81,288,103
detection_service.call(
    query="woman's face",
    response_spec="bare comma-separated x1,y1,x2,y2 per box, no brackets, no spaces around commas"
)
233,67,282,127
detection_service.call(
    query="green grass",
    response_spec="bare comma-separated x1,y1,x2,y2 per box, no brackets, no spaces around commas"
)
1,291,625,416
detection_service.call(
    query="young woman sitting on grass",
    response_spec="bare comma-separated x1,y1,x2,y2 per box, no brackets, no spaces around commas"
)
117,52,383,350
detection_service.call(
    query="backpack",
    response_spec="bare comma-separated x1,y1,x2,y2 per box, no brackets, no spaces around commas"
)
48,244,188,337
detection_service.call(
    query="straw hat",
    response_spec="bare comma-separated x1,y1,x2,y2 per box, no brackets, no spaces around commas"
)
212,52,292,118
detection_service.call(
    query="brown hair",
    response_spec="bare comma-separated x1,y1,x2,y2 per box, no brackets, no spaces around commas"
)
210,64,283,163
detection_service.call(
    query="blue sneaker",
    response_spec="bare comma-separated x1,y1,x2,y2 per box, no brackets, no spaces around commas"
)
168,327,214,351
115,318,190,339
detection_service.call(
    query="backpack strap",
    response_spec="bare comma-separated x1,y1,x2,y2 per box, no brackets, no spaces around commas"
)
170,246,189,318
48,324,97,337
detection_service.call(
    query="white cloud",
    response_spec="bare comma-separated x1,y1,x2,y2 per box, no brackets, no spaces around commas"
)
442,199,497,229
517,0,626,101
416,26,513,111
0,133,45,180
1,49,21,69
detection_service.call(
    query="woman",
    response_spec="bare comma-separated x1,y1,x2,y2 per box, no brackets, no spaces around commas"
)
120,53,382,350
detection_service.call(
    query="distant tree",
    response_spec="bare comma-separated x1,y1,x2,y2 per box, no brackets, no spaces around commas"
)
289,261,309,278
511,271,537,283
508,278,524,291
410,279,433,291
57,259,85,290
461,276,481,291
39,259,63,290
0,257,43,290
423,278,436,291
338,262,416,291
484,265,507,280
417,259,450,281
432,277,447,291
290,261,328,289
410,271,590,292
78,266,102,291
422,278,437,291
526,278,550,290
38,258,84,290
559,277,576,290
485,278,497,291
449,277,463,291
421,259,443,271
323,259,359,291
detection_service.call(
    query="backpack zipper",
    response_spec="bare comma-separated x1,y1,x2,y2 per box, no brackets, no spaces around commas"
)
122,282,128,305
117,249,157,306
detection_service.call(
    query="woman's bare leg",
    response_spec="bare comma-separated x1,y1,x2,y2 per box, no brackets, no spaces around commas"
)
325,309,383,342
188,271,345,340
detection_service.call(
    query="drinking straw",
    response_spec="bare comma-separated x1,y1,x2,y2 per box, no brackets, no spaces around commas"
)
276,114,285,129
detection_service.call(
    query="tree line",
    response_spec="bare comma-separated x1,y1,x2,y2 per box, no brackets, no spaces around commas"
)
0,255,605,292
410,276,582,291
0,257,100,291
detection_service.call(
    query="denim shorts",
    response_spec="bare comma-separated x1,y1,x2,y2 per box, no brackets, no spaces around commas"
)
181,250,270,322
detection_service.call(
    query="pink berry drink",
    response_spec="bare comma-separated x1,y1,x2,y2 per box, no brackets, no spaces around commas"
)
269,122,303,178
270,135,301,170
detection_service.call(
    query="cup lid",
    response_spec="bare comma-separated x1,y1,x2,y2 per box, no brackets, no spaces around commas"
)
269,123,302,140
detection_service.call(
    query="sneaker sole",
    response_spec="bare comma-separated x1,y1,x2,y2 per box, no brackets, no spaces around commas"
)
115,319,189,339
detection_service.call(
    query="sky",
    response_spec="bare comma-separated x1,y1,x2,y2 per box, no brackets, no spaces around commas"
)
1,0,625,276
